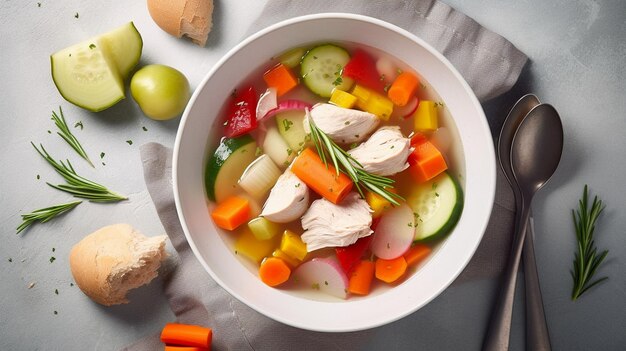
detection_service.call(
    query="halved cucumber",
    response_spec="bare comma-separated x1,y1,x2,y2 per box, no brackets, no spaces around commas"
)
406,172,463,242
205,135,257,202
99,22,143,78
275,110,307,151
300,44,354,97
50,22,142,112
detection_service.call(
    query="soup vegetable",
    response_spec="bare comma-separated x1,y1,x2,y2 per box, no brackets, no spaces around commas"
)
205,43,463,299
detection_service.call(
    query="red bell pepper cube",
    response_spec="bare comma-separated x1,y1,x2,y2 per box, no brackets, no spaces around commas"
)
342,49,385,92
224,86,258,138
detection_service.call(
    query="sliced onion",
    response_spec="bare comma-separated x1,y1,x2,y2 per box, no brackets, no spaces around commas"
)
256,88,278,122
238,154,282,199
292,257,349,299
260,99,312,122
391,96,419,120
370,203,415,259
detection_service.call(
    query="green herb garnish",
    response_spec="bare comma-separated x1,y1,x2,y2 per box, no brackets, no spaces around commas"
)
32,143,127,202
571,185,609,300
74,121,83,130
16,201,82,234
332,76,343,86
51,107,93,167
282,119,293,131
126,140,133,145
142,126,148,131
308,117,403,205
75,12,79,19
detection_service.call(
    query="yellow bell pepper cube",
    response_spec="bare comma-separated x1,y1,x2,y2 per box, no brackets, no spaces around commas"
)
366,191,392,218
280,230,308,261
365,93,394,121
351,84,372,110
414,101,438,131
235,228,279,263
247,217,281,240
329,89,358,109
272,249,301,268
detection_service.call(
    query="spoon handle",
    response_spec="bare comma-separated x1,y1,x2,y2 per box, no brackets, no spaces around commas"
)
523,215,552,351
483,203,531,351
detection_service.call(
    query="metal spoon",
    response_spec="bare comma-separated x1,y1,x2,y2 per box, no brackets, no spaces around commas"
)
498,95,552,350
484,104,563,351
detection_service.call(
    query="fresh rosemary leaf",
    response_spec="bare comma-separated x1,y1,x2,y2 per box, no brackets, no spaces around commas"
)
307,116,403,205
51,106,93,167
32,143,127,203
570,185,609,300
17,201,82,234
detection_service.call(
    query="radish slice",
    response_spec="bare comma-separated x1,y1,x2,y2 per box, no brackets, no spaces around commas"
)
256,88,278,121
293,257,349,299
261,100,312,122
376,57,398,83
371,204,415,259
391,96,419,119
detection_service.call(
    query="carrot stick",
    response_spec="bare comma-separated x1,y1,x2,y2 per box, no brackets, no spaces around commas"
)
348,260,376,295
375,256,408,283
160,323,212,348
164,346,209,351
387,72,419,107
259,257,291,287
263,63,299,97
404,244,432,266
407,140,448,183
291,148,353,204
210,196,251,231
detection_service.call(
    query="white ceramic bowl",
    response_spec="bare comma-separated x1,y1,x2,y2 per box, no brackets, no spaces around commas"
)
173,13,496,332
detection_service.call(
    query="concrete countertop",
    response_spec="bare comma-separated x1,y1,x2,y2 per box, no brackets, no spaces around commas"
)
1,0,625,350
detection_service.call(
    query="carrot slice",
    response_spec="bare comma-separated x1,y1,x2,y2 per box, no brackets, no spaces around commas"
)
263,63,299,97
210,196,251,231
348,260,376,295
291,148,353,204
375,256,408,283
259,257,291,287
407,140,448,183
387,71,419,107
160,323,212,348
404,244,432,266
164,347,209,351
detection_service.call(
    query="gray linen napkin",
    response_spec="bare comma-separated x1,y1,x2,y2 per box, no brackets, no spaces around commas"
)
122,0,526,349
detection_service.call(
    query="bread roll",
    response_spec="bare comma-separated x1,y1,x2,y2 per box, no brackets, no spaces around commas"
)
69,224,167,306
147,0,214,46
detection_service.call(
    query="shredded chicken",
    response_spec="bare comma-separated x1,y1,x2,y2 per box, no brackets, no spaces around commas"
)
261,170,309,223
348,126,412,176
301,193,373,252
303,103,379,144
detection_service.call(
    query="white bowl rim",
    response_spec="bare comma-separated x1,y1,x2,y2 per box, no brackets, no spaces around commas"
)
173,12,496,332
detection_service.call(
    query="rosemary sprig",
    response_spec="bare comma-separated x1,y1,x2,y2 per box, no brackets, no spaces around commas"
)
17,201,82,234
32,143,127,202
307,117,403,205
571,185,609,300
51,106,93,167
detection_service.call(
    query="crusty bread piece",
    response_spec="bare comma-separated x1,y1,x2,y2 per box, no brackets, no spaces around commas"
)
147,0,214,46
69,224,167,306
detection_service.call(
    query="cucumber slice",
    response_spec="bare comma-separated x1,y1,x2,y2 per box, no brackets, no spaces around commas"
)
276,110,307,151
205,135,257,202
300,44,354,97
277,47,306,68
99,22,143,78
407,172,463,242
51,40,125,112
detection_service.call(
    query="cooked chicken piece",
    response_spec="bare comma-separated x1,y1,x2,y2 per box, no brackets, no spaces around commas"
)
261,170,309,223
348,126,412,176
301,193,373,252
303,103,379,144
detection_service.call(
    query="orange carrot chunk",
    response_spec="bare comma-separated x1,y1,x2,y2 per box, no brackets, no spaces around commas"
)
403,244,432,266
375,256,408,283
259,257,291,287
348,260,376,295
387,72,420,107
161,323,212,349
291,148,353,204
407,140,448,183
263,63,299,97
210,196,251,231
164,347,209,351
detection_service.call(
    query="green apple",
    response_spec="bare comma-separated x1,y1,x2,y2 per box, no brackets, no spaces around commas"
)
130,64,191,120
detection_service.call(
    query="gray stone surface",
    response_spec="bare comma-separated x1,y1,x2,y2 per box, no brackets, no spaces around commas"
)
1,0,624,350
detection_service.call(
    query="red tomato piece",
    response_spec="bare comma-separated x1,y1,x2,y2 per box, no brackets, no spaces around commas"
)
335,235,373,275
224,86,258,138
342,49,385,92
